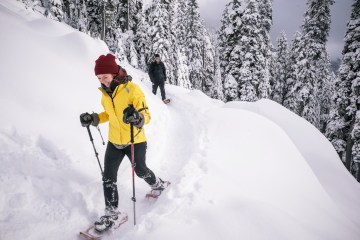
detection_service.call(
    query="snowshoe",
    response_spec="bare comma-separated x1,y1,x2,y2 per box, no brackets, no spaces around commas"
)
94,215,117,233
79,211,128,240
146,178,171,199
163,99,171,104
94,208,128,233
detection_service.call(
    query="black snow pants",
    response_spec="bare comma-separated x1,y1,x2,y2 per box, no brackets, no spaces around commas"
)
102,141,156,209
152,81,166,100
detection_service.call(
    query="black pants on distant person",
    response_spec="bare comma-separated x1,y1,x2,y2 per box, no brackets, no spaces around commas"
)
102,141,156,209
152,81,166,100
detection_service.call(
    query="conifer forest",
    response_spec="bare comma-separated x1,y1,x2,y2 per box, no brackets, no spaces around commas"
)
19,0,360,182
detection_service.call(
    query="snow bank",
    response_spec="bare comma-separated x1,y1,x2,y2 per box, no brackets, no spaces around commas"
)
0,1,359,240
0,129,92,239
225,100,360,226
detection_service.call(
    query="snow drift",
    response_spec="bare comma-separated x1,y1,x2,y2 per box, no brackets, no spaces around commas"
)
0,1,359,240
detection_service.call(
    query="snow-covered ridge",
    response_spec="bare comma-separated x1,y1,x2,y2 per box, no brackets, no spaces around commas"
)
0,1,359,239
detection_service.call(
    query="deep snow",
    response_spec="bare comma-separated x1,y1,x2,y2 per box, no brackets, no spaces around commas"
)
0,1,360,240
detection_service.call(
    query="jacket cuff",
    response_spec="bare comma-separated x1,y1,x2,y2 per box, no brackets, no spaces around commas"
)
91,113,100,127
134,113,145,128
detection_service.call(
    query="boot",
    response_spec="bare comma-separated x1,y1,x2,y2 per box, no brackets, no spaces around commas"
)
148,178,169,197
94,207,120,233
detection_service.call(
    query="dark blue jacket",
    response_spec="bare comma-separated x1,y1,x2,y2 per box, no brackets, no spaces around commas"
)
149,61,166,83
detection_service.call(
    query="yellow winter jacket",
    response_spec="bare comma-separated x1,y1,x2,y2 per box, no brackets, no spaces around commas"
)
98,81,151,145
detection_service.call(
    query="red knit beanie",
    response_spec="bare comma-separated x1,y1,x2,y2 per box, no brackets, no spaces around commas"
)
94,54,119,75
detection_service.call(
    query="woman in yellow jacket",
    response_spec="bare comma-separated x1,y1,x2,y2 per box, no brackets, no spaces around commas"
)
80,54,166,232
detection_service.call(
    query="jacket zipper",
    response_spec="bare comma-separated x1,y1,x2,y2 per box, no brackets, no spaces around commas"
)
111,86,122,143
99,83,131,144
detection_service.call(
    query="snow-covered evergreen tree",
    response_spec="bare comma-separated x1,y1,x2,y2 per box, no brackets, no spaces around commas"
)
348,0,360,182
21,0,42,10
135,0,191,87
104,0,125,59
171,0,191,88
283,31,302,112
116,0,142,33
268,47,277,100
125,32,139,67
218,0,272,102
174,0,216,94
351,111,360,181
131,1,143,34
284,0,334,129
66,0,88,32
183,0,205,89
174,48,191,89
258,0,272,33
327,0,360,182
167,0,183,86
223,74,238,102
117,0,129,32
22,0,65,21
208,29,224,100
134,9,151,71
146,0,176,84
20,0,46,15
21,0,219,96
116,1,141,67
86,1,103,38
175,0,188,50
238,0,272,101
272,31,289,105
218,0,244,101
326,76,347,158
318,53,334,132
258,0,273,98
201,27,222,99
43,0,65,21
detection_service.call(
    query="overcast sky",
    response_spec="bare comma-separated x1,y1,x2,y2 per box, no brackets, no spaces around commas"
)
197,0,354,60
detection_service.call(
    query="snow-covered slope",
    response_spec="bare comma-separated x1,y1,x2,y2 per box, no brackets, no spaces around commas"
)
1,1,359,240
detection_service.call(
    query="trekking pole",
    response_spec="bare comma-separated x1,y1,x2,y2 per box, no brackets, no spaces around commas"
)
130,123,136,225
93,112,105,146
86,125,104,176
96,126,105,145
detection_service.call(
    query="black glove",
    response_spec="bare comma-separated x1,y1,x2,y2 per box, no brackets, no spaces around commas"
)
123,105,144,128
80,112,99,127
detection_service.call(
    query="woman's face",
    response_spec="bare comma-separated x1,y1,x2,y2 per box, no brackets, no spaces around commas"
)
97,74,114,87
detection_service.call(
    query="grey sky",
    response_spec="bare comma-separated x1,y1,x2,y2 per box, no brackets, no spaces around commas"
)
198,0,354,60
